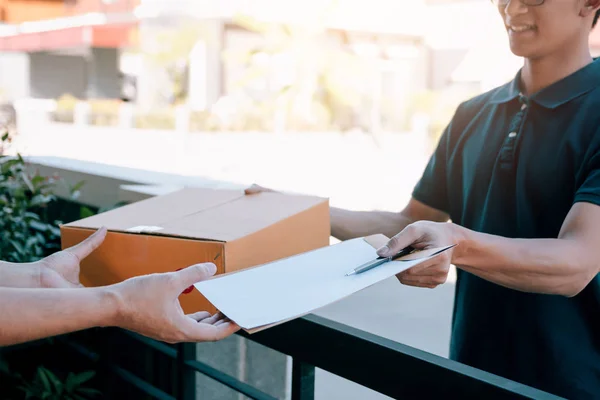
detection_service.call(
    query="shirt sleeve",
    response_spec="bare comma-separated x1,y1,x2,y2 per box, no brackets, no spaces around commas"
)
411,113,457,215
574,142,600,207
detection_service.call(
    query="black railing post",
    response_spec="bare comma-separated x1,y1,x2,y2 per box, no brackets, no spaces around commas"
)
291,359,315,400
177,343,196,400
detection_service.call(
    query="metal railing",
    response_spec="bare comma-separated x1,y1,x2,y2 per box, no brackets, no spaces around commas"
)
56,314,562,400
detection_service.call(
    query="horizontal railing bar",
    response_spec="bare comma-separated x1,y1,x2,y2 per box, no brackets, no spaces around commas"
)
239,315,564,400
123,330,178,358
111,364,176,400
184,359,278,400
126,331,278,400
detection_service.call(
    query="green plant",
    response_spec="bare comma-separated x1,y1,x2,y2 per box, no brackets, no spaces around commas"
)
0,133,63,262
0,359,100,400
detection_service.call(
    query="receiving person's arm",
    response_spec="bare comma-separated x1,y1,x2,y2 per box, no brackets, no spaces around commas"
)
0,261,42,288
0,263,238,347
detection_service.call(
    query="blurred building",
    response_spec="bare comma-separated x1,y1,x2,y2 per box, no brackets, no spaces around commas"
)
0,0,599,130
0,0,138,101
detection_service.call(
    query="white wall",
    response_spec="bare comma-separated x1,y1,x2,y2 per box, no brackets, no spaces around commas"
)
0,52,30,101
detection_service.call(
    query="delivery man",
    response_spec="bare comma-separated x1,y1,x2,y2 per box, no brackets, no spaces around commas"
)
0,227,238,346
246,1,600,398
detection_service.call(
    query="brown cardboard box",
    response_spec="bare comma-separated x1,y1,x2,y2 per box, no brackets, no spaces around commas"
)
60,187,330,314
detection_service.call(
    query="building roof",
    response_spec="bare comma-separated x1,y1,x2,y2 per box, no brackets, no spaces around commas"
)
0,13,136,52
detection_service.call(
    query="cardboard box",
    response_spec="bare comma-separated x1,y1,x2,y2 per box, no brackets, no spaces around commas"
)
60,187,330,314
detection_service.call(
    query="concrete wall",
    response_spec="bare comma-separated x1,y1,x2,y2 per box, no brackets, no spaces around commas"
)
29,52,87,99
0,52,30,101
427,48,469,90
28,48,121,100
88,48,121,99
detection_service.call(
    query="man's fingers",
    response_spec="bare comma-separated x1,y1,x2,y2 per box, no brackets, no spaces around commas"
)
403,257,449,276
397,276,439,289
67,227,107,261
377,224,420,257
173,263,217,291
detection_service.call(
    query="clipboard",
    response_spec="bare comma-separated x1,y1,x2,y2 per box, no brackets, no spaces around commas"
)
194,234,455,333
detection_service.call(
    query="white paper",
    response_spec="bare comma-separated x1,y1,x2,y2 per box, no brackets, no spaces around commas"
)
194,238,450,332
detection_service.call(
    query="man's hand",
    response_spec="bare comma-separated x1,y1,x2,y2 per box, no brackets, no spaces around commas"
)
37,227,107,288
377,221,457,289
110,263,239,343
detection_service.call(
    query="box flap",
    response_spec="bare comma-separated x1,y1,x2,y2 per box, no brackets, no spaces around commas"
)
65,187,327,242
64,188,244,238
161,191,327,241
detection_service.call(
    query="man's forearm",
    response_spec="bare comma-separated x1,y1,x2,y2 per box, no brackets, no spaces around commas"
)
0,261,41,288
453,225,598,297
330,207,414,241
0,287,121,346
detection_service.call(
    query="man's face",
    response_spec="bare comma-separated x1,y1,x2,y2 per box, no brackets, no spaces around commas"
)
496,0,591,59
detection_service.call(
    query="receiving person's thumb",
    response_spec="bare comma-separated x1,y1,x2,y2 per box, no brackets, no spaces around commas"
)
175,263,217,292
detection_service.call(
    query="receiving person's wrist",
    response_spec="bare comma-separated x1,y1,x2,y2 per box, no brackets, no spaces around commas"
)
97,285,127,328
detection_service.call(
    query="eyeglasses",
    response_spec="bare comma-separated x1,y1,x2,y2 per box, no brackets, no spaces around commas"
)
491,0,545,6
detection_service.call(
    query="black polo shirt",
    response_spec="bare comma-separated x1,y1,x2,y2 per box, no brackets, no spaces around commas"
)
412,59,600,399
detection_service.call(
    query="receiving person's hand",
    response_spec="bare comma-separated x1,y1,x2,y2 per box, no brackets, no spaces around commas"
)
37,227,107,289
110,263,239,343
377,221,457,289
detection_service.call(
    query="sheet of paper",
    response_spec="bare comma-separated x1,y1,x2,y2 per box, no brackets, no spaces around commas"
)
194,238,451,332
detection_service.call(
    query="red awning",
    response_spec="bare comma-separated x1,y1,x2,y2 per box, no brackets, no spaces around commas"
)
0,22,136,52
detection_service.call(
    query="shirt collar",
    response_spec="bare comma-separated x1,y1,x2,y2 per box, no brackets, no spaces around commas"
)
490,58,600,109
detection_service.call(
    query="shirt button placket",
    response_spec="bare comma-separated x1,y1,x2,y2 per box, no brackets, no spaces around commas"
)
499,94,528,170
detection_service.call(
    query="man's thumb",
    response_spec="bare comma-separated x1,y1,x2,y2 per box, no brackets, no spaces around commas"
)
175,263,217,291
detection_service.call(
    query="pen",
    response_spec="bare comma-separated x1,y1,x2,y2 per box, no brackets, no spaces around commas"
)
345,246,415,276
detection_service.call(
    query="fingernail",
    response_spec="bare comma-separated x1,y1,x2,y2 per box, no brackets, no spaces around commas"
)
202,263,217,275
377,245,390,256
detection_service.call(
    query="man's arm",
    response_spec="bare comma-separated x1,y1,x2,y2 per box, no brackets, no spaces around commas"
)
379,202,600,296
452,202,600,297
331,198,450,241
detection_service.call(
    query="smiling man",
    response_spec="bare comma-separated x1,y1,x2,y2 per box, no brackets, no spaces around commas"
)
247,0,600,398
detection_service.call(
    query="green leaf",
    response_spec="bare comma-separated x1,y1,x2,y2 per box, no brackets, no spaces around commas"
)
31,175,46,186
29,220,48,232
70,180,86,195
37,367,52,392
2,132,9,141
8,239,25,256
48,225,60,238
21,172,34,193
24,212,41,220
69,371,95,387
79,207,96,219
